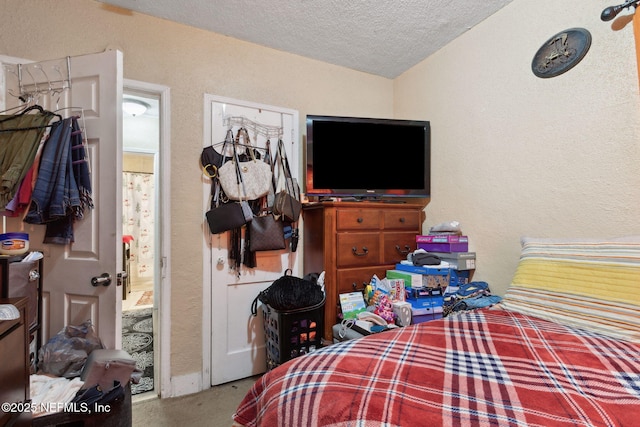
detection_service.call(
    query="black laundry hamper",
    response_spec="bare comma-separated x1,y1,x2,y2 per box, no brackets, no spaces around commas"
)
262,296,325,370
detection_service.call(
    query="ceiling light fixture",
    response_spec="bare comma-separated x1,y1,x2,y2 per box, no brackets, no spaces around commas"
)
122,98,150,116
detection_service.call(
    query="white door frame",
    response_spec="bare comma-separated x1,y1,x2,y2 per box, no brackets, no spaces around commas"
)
123,79,172,398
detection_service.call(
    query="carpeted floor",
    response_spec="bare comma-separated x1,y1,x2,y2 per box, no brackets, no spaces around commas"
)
132,375,261,427
122,307,154,395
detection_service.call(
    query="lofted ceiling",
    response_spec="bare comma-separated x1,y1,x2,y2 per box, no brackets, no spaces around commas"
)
97,0,515,79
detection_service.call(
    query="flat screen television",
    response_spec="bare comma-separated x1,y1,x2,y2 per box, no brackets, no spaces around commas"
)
305,115,431,200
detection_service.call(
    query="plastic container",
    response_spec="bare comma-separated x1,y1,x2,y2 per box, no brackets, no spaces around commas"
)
0,232,29,255
262,297,325,370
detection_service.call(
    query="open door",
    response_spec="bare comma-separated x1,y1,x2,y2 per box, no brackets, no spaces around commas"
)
2,50,123,348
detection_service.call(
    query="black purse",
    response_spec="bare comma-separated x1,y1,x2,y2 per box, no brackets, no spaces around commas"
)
206,200,252,234
204,134,253,234
272,139,301,222
247,175,285,252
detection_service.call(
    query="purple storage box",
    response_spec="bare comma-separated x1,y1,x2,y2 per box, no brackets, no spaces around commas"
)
416,235,469,252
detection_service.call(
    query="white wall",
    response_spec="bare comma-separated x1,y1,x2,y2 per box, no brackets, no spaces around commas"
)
394,0,640,295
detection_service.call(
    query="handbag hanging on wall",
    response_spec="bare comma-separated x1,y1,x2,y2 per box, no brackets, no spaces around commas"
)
248,213,285,252
218,128,272,201
205,180,253,234
204,133,253,235
272,139,302,222
247,174,285,252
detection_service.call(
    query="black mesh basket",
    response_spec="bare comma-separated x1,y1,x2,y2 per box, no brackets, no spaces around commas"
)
262,296,325,370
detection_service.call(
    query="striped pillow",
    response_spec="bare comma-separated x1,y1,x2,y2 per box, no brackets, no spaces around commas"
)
498,237,640,343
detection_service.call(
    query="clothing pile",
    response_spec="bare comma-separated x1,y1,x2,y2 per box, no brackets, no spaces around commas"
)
443,281,502,317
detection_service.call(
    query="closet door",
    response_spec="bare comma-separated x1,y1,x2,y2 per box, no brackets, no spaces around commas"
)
2,51,123,348
203,95,299,385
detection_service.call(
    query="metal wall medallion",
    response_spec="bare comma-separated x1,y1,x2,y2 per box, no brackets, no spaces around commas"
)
532,28,592,78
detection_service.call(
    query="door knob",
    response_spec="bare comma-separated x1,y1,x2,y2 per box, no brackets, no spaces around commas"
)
91,273,112,287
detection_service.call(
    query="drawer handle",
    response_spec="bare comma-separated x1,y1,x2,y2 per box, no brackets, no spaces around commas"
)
351,282,367,291
357,217,363,223
399,217,406,223
352,246,369,257
395,244,411,255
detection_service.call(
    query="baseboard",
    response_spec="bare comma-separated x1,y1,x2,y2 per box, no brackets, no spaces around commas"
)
169,372,204,397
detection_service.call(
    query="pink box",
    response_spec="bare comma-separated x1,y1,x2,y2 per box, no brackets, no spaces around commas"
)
416,235,468,252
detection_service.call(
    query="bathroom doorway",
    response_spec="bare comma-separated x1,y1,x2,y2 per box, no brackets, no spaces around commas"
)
122,92,159,310
121,89,160,396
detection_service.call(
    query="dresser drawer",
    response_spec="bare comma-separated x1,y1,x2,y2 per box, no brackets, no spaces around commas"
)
336,209,380,231
383,209,421,230
336,266,393,295
383,232,418,264
336,233,380,267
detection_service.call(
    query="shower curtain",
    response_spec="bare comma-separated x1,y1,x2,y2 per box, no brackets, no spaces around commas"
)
122,171,155,288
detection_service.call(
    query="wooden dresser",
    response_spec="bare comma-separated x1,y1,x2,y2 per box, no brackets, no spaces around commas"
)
0,297,30,427
303,201,425,341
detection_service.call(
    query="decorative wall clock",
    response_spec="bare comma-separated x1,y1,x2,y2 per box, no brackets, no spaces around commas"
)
531,28,592,78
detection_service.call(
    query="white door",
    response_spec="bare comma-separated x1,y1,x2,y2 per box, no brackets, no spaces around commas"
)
204,95,299,385
2,51,123,348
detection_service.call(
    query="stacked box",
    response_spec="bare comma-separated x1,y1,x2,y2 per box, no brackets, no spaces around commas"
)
392,264,449,288
430,252,476,270
406,286,443,299
406,295,444,324
416,235,468,252
386,269,423,289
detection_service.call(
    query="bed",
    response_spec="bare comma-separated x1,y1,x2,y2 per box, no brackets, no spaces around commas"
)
233,237,640,427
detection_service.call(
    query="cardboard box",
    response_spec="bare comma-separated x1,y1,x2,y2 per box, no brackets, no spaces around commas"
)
406,287,443,299
339,292,367,319
387,278,406,302
416,235,468,243
416,235,469,252
430,252,476,270
393,263,449,288
407,295,444,310
410,304,443,324
386,270,423,289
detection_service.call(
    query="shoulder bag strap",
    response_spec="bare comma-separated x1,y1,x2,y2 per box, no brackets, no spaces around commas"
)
231,129,249,202
278,139,299,199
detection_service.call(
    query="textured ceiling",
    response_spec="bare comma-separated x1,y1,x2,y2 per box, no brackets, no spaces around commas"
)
97,0,515,78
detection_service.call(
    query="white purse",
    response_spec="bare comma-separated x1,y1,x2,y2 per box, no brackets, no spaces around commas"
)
218,128,272,201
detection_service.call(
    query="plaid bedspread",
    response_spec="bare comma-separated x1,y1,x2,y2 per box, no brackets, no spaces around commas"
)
233,309,640,427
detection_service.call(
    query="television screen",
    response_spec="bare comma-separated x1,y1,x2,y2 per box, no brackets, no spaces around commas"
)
305,115,430,199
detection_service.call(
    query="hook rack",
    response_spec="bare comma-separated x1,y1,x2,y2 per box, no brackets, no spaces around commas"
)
3,57,71,103
223,115,283,139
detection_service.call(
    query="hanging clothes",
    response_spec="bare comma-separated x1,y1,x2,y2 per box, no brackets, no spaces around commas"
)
0,111,55,209
24,117,93,244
